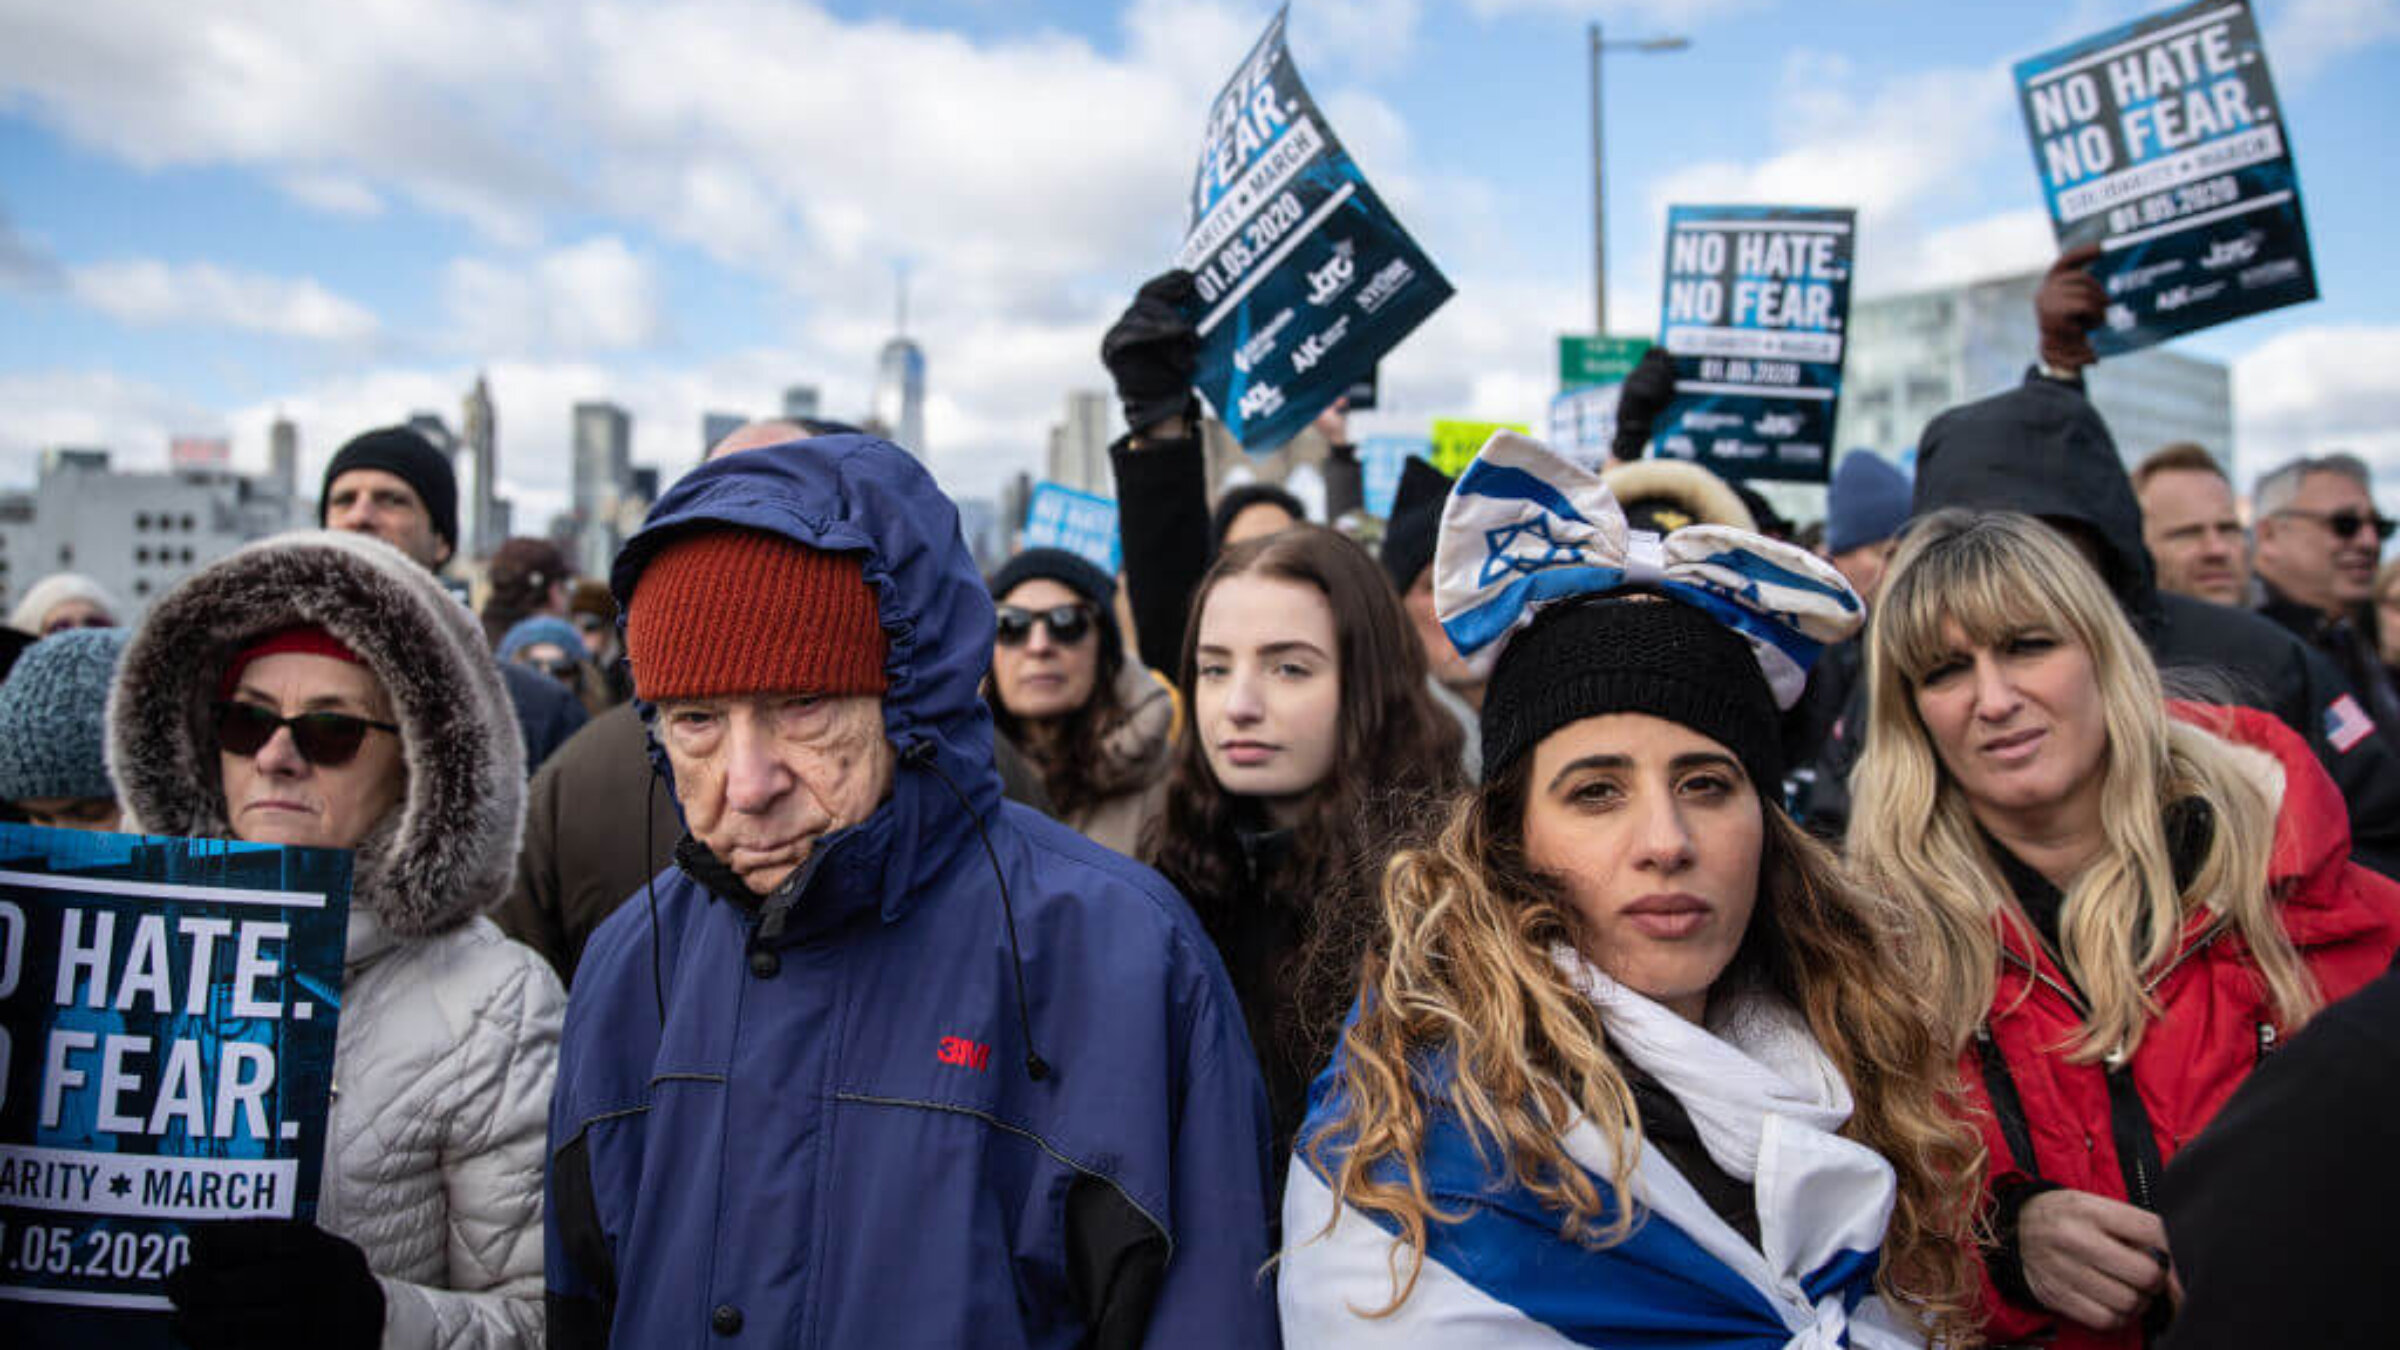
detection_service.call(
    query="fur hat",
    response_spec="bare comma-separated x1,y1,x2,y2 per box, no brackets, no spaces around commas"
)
319,426,460,556
0,628,130,802
1599,458,1757,535
109,530,525,938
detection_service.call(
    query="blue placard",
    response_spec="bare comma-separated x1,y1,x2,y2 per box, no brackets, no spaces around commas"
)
1652,204,1855,486
1357,436,1426,519
1176,6,1453,452
0,826,351,1348
2014,0,2316,354
1020,482,1122,575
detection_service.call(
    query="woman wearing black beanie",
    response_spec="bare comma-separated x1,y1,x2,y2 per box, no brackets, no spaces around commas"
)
984,547,1173,855
1281,432,1979,1346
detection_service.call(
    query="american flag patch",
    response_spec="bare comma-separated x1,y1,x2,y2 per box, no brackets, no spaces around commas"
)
2326,693,2377,754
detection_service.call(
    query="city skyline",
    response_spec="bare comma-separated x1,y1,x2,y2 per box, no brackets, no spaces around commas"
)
1,0,2394,524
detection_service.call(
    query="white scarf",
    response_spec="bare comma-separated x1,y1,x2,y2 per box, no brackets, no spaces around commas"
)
1549,943,1921,1349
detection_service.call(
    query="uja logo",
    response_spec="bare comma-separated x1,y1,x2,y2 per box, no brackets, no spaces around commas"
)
1753,412,1802,438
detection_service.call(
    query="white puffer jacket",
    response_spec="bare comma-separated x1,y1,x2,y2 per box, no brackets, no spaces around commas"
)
318,910,560,1346
111,529,564,1349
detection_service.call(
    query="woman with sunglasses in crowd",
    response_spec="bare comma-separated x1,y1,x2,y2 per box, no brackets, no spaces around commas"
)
110,529,562,1350
1849,510,2400,1349
1282,434,1979,1346
1145,523,1463,1165
984,547,1174,855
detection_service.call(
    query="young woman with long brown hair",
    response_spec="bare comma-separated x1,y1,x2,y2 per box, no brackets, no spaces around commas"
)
1282,434,1981,1346
1143,524,1464,1160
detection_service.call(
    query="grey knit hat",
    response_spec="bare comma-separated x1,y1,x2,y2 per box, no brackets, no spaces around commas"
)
0,628,131,801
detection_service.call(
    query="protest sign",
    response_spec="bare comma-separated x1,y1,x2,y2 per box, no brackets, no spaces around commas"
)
1551,336,1652,469
1020,482,1122,575
1177,6,1453,453
1653,205,1854,485
1429,420,1528,478
1358,435,1429,519
2015,0,2315,354
0,826,351,1348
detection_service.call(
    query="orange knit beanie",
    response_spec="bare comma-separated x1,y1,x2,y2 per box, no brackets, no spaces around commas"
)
625,529,888,701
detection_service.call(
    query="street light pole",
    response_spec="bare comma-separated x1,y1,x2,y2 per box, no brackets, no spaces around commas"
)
1591,22,1606,336
1590,23,1690,337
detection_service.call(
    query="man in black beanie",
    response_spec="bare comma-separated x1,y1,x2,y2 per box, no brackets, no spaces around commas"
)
321,426,462,570
319,425,585,770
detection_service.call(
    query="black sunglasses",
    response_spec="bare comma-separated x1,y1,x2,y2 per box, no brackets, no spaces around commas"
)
994,603,1094,648
2281,507,2397,543
212,701,400,767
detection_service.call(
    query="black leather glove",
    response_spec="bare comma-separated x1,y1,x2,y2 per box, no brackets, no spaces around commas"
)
2035,241,2106,375
166,1218,385,1350
1100,270,1202,435
1609,346,1679,463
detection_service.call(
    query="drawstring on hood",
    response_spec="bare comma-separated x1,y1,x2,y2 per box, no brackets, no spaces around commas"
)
902,738,1049,1081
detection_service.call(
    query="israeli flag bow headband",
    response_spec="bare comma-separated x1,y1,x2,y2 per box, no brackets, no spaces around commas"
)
1432,431,1864,710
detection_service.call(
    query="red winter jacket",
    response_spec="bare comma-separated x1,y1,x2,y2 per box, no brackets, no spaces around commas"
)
1964,703,2400,1349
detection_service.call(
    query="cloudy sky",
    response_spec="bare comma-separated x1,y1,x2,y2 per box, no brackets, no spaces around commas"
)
2,0,2395,531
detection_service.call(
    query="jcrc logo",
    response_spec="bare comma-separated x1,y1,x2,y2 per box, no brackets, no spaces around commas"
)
1306,240,1357,307
1753,412,1801,439
2201,233,2262,271
2106,303,2136,331
1239,382,1287,421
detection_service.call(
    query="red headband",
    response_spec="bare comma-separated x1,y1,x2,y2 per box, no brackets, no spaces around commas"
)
218,626,366,700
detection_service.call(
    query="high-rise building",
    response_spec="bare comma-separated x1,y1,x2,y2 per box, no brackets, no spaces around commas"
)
1043,390,1115,494
873,339,926,459
0,450,291,619
1833,271,2232,471
702,411,746,458
269,414,299,502
572,401,633,576
781,386,821,422
463,373,502,560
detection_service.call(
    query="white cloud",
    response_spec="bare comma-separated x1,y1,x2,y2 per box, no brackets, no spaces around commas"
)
2266,0,2400,80
278,172,386,218
1462,0,1759,25
0,370,221,483
443,236,662,356
65,260,381,341
2231,323,2400,515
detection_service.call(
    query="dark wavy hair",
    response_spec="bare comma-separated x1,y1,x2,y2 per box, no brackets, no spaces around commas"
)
1143,525,1465,1067
982,593,1133,820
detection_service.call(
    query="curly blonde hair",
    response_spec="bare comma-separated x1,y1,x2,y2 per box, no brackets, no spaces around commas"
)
1849,509,2318,1063
1304,754,1984,1341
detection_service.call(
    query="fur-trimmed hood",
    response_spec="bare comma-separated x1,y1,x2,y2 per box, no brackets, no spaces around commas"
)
108,530,525,939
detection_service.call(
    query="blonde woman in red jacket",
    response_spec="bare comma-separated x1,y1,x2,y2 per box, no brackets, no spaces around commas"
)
1850,509,2400,1350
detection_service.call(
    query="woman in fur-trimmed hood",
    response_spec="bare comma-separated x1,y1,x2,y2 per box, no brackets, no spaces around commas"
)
110,528,563,1350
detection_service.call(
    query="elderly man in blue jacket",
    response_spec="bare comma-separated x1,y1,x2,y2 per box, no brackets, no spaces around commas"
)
545,431,1281,1348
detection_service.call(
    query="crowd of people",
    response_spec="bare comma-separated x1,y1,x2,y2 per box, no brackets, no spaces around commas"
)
1,245,2395,1348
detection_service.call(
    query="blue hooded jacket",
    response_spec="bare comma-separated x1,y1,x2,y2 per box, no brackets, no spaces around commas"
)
545,435,1281,1348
